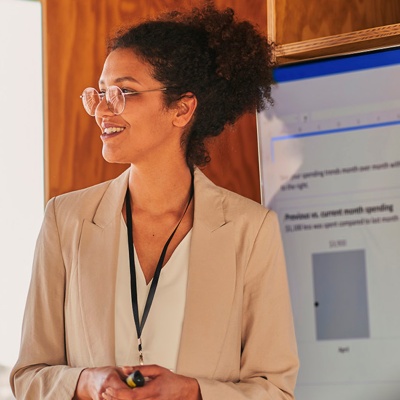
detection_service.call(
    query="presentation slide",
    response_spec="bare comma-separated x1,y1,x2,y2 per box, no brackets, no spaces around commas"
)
257,48,400,400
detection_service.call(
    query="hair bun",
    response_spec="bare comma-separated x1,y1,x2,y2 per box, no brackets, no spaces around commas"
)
110,2,274,165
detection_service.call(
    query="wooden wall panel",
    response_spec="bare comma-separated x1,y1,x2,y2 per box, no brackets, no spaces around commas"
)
42,0,267,202
275,0,400,45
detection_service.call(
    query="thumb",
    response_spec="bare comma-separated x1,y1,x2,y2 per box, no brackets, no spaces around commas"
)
119,366,135,376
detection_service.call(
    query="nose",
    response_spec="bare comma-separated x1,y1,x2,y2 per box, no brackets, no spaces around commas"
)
94,97,114,129
95,96,113,118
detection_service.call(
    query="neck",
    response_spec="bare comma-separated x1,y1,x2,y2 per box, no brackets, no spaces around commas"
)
128,161,193,216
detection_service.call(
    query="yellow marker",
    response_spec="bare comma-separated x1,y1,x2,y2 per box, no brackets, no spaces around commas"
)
126,370,145,388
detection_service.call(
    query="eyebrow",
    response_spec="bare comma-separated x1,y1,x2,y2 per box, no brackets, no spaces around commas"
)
98,76,141,85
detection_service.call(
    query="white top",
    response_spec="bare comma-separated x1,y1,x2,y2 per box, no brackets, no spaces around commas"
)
115,216,191,371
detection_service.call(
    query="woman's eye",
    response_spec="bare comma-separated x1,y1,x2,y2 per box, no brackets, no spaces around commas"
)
121,88,138,95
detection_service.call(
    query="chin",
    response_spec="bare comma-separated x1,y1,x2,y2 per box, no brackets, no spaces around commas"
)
101,149,128,164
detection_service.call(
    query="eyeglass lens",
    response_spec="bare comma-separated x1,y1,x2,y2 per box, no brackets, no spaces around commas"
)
81,86,125,116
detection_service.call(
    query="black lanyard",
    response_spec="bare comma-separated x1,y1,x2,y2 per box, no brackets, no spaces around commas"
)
125,177,194,365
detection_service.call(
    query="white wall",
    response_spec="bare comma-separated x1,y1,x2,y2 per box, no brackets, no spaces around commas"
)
0,0,43,374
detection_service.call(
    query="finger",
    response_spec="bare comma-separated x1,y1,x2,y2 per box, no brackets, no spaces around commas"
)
104,386,156,400
117,366,134,379
120,366,136,375
103,387,134,400
133,364,167,379
102,391,115,400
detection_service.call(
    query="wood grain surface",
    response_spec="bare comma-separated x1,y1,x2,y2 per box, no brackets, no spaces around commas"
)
42,0,267,202
277,23,400,63
43,0,398,202
275,0,400,45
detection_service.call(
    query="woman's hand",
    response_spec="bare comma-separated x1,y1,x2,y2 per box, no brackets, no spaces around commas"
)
73,366,129,400
101,365,202,400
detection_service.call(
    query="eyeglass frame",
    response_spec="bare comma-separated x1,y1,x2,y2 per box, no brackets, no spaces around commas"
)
80,85,169,116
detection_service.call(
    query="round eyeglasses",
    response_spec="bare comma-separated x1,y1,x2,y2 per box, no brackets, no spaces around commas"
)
80,85,168,116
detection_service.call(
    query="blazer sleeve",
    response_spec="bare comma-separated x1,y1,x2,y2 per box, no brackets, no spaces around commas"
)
197,210,299,399
10,197,85,399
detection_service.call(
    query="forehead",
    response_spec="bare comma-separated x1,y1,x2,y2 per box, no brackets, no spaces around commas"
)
99,48,156,86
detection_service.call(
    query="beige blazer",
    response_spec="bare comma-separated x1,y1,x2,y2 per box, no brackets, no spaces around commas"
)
11,168,299,399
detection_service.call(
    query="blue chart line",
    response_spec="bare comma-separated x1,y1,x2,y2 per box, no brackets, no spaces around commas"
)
270,119,400,162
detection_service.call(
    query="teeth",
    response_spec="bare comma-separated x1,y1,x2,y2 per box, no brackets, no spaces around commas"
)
103,127,125,134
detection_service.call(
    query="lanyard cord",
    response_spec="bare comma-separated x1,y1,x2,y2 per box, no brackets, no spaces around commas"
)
125,175,194,364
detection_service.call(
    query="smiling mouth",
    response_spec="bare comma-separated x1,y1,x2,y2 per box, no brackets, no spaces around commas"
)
103,127,125,134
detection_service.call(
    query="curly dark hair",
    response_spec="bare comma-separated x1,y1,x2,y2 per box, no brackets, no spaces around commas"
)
108,2,275,166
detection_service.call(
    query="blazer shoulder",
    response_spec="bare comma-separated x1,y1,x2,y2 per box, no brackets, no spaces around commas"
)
47,168,129,223
194,168,276,236
195,167,271,219
219,185,273,221
50,179,113,214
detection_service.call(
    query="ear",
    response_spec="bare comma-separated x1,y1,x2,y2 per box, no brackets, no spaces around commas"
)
172,93,197,128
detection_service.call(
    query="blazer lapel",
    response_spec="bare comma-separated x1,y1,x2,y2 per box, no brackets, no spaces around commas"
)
176,169,236,378
76,167,236,371
77,169,129,366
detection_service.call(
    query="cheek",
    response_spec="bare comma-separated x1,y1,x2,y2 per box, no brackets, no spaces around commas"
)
95,116,102,130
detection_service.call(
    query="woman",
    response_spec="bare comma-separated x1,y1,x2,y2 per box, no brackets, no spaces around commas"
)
10,3,299,399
